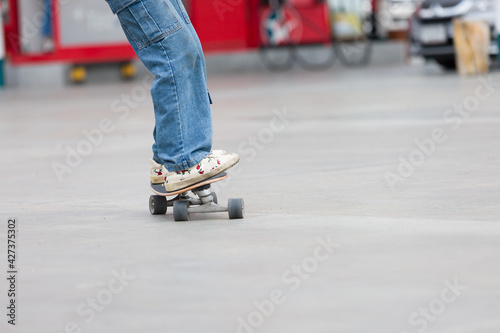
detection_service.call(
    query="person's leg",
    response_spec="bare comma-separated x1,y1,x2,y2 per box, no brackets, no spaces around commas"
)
41,0,54,52
106,0,239,190
107,0,212,172
42,0,52,38
168,0,209,86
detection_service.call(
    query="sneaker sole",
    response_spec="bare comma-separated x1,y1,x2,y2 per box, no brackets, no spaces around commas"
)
150,175,164,184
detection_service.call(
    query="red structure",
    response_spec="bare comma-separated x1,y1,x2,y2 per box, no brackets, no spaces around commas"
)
2,0,331,65
190,0,261,53
3,0,135,65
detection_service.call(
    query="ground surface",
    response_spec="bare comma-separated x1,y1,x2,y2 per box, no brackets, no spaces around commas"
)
1,49,499,333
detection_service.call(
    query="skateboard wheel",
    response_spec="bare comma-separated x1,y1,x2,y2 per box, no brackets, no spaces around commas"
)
149,195,167,215
173,200,190,221
228,198,244,219
211,192,218,204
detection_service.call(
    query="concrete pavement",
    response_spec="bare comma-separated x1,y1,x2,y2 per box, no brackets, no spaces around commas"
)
0,50,499,333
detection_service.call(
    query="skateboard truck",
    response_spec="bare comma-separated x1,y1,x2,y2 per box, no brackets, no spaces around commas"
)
149,172,244,221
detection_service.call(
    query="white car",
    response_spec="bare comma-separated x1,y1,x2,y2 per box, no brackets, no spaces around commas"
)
408,0,498,68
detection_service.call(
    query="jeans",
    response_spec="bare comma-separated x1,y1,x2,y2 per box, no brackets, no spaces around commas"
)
105,0,212,172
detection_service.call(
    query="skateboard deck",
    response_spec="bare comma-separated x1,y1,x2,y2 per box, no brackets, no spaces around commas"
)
150,172,229,197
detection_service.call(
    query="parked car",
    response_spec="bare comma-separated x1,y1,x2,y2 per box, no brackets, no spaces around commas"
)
408,0,498,68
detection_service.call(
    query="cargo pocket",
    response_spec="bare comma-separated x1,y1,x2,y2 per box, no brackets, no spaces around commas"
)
116,0,182,50
174,0,191,24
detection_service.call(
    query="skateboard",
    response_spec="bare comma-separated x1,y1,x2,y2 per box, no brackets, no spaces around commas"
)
149,172,244,221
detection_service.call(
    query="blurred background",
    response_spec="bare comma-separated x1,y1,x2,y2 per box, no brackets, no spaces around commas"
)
1,0,498,86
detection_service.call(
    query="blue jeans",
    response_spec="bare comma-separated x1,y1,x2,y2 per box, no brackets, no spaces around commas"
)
105,0,212,172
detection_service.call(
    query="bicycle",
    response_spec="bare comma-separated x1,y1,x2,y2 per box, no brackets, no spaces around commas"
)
259,0,372,71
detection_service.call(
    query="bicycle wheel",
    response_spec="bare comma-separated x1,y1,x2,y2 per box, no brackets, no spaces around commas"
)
259,45,295,72
293,42,337,70
259,1,302,71
330,0,373,67
336,34,372,67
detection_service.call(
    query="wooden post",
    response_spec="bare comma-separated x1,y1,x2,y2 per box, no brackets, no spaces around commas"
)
453,19,490,75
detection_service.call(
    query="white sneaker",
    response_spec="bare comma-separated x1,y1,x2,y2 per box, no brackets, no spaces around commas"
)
150,158,165,184
149,150,229,185
162,151,239,191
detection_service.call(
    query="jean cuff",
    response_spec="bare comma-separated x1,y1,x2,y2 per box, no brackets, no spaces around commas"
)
162,151,209,172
